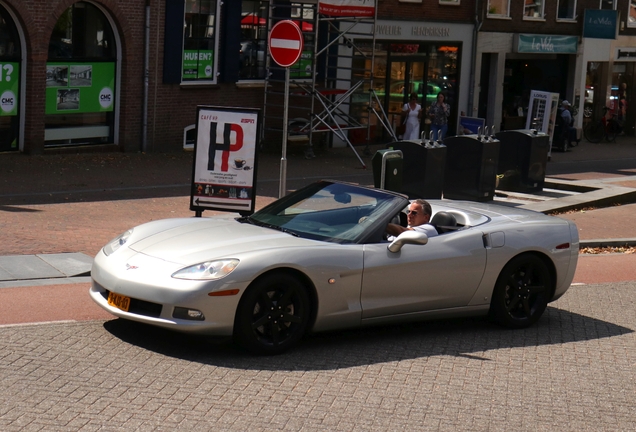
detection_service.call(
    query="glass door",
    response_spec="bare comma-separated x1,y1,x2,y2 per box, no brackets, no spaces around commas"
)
386,57,428,138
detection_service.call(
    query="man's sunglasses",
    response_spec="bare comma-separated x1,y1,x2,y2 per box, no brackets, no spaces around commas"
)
406,210,418,216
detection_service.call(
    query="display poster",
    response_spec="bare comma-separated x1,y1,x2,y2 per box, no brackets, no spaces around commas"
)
290,51,313,78
318,0,375,17
526,90,559,155
458,116,485,135
191,106,260,215
45,62,115,115
182,49,214,80
0,62,19,116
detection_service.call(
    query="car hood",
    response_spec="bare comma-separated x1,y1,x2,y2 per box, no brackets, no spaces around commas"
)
127,217,315,265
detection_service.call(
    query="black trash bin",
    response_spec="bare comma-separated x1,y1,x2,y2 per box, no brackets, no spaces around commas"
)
495,129,549,192
372,149,403,192
443,135,500,202
388,140,446,199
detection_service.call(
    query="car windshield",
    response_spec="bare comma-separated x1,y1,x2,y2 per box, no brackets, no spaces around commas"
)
244,181,405,243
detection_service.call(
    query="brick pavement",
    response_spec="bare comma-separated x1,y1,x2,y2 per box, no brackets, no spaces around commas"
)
0,282,634,430
1,142,636,430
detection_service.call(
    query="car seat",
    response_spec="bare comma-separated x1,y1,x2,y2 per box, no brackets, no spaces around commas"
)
430,211,457,234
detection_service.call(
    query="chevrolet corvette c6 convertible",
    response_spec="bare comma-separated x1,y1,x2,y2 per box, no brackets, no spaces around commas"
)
90,180,579,354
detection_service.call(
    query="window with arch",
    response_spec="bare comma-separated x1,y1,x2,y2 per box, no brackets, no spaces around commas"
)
46,1,117,147
0,4,21,151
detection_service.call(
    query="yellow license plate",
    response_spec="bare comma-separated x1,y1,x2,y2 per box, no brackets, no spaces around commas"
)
107,292,131,312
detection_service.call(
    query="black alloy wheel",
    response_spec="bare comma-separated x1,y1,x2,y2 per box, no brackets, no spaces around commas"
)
234,273,310,355
490,254,551,329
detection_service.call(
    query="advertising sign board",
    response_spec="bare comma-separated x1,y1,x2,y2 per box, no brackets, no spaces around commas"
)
318,0,375,17
45,62,115,114
526,90,559,156
191,106,260,215
583,9,618,40
0,62,19,116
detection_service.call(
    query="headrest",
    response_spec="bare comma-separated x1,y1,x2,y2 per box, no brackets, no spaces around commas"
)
430,212,457,234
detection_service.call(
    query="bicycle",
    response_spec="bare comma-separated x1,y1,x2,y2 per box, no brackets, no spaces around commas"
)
583,107,622,143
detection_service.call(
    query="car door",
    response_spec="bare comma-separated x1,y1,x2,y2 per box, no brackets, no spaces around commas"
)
360,229,487,319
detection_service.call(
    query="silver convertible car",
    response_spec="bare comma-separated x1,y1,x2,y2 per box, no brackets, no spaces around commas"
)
90,180,579,354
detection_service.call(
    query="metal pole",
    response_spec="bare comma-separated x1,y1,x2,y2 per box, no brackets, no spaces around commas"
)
279,67,290,198
142,2,150,152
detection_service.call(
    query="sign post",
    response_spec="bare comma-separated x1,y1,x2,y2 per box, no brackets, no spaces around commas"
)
268,20,303,197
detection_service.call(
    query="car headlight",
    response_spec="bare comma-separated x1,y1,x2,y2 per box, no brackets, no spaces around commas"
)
103,229,133,256
172,259,240,280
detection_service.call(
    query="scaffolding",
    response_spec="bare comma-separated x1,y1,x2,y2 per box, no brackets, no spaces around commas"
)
261,1,396,168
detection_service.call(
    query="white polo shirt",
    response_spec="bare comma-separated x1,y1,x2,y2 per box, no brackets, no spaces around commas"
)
411,223,438,237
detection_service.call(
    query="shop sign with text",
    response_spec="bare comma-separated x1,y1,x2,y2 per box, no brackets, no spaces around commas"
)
183,50,214,80
583,9,618,40
191,106,260,215
516,34,578,54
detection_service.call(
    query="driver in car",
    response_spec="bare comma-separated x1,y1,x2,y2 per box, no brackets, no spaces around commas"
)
386,199,438,239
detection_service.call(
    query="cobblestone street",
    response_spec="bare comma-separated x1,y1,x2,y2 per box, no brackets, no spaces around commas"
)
1,282,634,431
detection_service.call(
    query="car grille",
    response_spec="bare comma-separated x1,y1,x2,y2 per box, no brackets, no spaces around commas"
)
100,288,163,318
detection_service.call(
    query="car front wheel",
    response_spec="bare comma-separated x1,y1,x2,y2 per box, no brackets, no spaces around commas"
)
490,254,551,329
234,273,310,355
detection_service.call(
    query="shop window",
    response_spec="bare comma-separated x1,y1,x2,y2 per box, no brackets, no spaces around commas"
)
0,5,21,151
183,0,220,82
289,3,315,80
45,2,117,147
350,41,459,142
240,1,268,80
487,0,510,17
524,0,544,19
629,1,636,27
600,0,616,10
557,0,577,20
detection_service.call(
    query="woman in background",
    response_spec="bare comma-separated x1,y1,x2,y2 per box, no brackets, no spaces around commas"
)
402,93,422,140
428,92,450,141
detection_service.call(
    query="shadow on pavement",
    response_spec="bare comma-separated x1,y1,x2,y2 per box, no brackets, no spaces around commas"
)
102,306,633,371
0,147,377,206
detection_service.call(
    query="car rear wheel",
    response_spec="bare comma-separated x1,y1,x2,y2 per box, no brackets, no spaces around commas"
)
234,273,310,355
490,254,551,329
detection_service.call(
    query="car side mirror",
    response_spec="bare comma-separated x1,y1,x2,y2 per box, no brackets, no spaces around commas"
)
387,231,428,253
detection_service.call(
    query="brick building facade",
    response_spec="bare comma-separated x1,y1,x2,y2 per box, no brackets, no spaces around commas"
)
0,0,483,155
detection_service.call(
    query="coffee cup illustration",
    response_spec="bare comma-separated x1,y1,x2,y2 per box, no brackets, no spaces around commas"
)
234,159,246,168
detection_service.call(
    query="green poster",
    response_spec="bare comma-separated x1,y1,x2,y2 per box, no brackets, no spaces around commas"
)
290,51,313,78
0,62,19,117
182,50,214,80
45,62,115,115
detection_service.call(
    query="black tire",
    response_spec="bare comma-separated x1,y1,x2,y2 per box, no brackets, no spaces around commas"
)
605,119,620,142
490,254,552,329
584,121,604,143
234,273,310,355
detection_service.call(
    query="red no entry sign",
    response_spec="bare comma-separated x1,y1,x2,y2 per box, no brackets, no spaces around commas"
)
268,20,304,68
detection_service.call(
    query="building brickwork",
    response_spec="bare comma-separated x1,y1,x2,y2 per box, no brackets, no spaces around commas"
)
1,0,479,155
